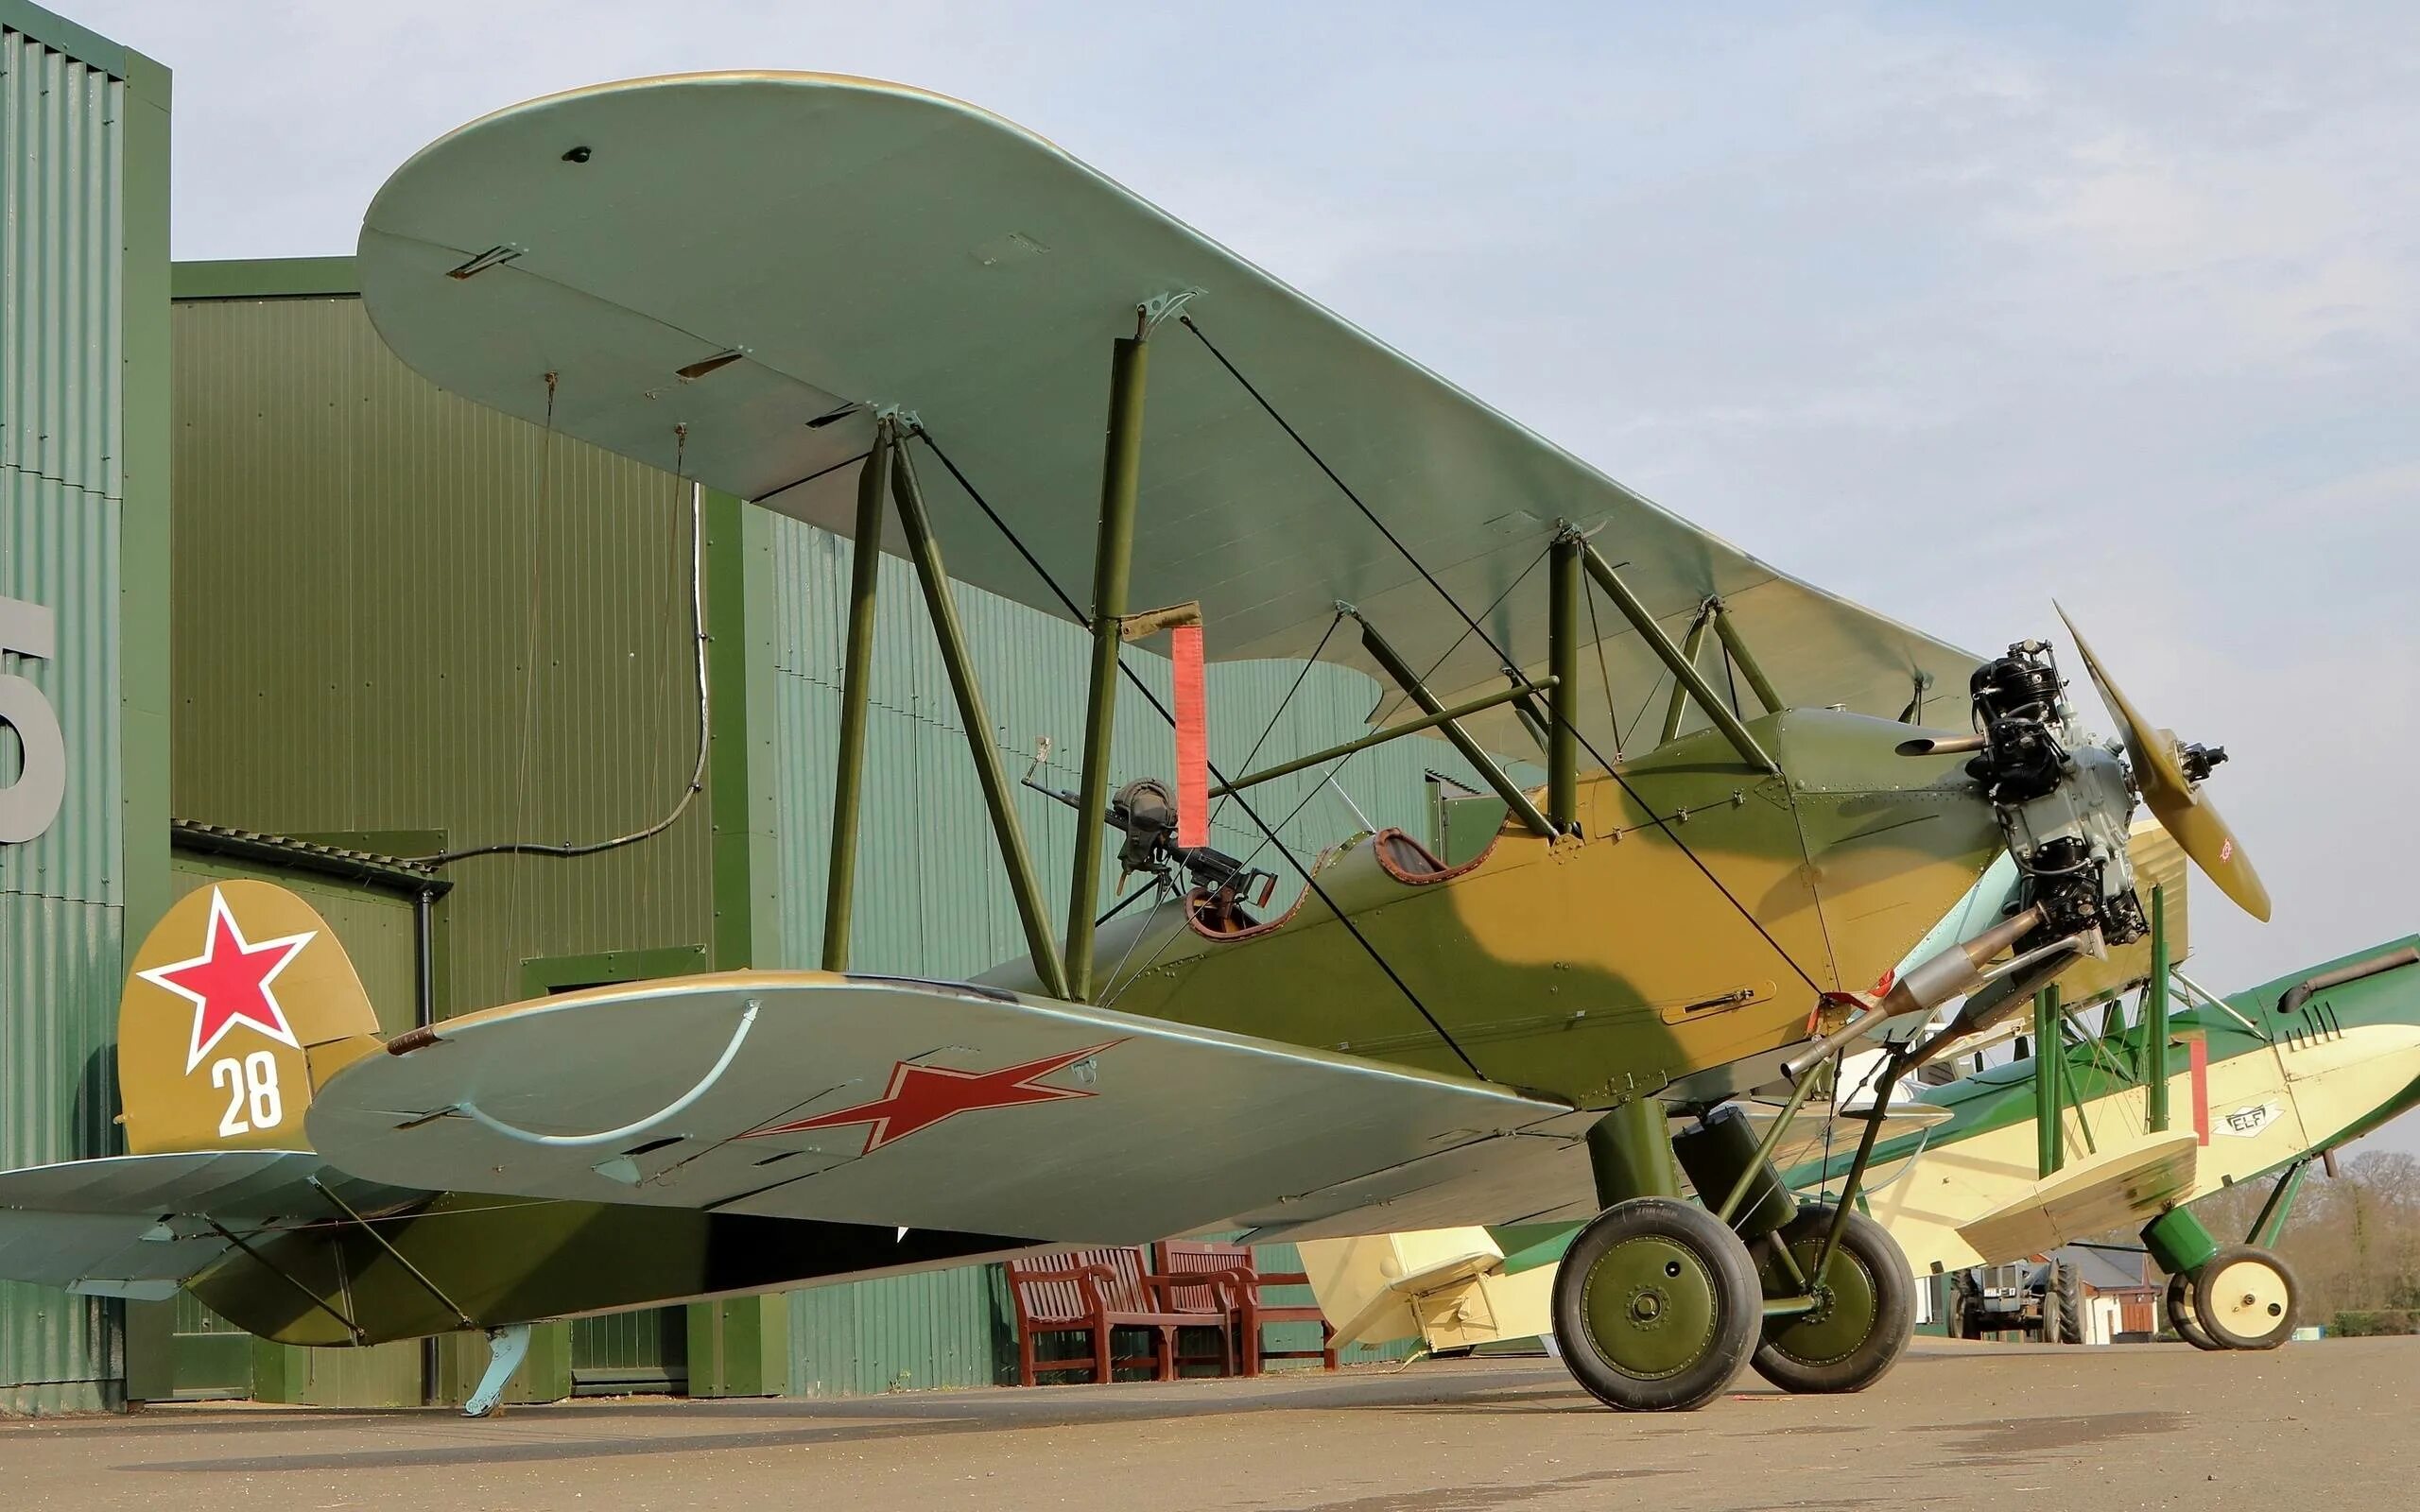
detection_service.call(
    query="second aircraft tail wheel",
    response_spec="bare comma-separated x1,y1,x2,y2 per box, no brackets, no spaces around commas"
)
2166,1272,2224,1350
1551,1196,1761,1411
1750,1202,1915,1394
2192,1246,2298,1350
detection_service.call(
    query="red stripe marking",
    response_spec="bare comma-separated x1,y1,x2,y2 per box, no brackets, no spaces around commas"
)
2188,1035,2210,1145
1173,623,1208,850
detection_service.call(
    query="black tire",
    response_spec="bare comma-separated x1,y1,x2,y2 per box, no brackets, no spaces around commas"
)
2056,1261,2086,1345
1551,1196,1761,1412
2191,1246,2297,1350
1950,1271,1980,1341
1750,1203,1915,1394
2166,1271,2223,1350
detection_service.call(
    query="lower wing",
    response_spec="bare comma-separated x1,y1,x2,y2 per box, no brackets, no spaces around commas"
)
306,971,1597,1245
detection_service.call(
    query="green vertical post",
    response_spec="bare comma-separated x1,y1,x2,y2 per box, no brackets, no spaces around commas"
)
1659,609,1715,746
890,448,1070,1000
821,426,893,971
1065,335,1150,1002
2146,883,2170,1134
2035,984,2064,1177
1547,533,1581,832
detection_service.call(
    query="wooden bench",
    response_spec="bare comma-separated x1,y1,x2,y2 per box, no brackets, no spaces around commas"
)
1154,1241,1340,1378
1006,1247,1227,1386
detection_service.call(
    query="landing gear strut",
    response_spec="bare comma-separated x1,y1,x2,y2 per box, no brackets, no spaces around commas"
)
1549,1089,1917,1412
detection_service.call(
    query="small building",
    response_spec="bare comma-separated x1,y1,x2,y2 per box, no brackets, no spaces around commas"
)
2047,1244,2162,1344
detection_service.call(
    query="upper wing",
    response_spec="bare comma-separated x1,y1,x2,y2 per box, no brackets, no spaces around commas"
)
306,971,1595,1246
357,72,1973,756
0,1151,421,1300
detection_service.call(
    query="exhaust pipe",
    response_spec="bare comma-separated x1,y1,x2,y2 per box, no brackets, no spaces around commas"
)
1785,906,2048,1080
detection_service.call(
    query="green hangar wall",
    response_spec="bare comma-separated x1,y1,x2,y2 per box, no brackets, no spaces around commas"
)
167,260,1489,1404
0,2,169,1415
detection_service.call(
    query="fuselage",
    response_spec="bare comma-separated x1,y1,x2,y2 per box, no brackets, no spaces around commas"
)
988,706,2003,1106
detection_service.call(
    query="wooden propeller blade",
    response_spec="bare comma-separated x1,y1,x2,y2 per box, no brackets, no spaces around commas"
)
2056,606,2272,922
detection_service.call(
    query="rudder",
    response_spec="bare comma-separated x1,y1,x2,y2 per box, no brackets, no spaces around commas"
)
118,880,385,1154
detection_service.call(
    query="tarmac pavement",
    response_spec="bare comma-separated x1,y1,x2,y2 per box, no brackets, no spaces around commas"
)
1,1336,2409,1511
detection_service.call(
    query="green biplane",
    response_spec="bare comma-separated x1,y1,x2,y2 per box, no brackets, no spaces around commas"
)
0,72,2275,1414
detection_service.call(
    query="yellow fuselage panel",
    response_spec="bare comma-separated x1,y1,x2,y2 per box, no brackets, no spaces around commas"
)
1058,710,2000,1104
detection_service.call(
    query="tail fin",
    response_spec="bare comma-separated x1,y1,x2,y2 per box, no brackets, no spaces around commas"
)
118,880,385,1155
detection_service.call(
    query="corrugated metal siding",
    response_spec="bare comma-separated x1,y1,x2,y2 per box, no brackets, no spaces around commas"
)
169,295,714,1017
0,26,122,503
0,16,130,1414
789,1264,1011,1398
763,516,1489,1395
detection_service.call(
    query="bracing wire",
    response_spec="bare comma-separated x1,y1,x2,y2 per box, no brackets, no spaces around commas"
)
1180,315,1824,997
1583,576,1624,765
911,426,1481,1077
1211,610,1343,831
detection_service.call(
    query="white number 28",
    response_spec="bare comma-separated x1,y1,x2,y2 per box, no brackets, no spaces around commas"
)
212,1051,284,1137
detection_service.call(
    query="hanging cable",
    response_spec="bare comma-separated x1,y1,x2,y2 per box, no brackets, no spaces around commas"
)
409,425,710,868
912,426,1481,1077
1181,315,1824,996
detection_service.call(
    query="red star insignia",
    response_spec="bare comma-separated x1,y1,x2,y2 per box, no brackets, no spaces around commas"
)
138,887,313,1072
744,1040,1124,1154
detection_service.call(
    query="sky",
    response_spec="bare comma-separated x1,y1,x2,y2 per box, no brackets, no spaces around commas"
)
68,1,2420,1147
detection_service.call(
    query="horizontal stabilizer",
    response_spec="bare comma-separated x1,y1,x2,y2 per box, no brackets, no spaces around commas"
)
307,971,1594,1245
0,1151,422,1298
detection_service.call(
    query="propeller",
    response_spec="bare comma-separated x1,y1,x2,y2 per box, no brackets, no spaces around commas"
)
2055,606,2272,922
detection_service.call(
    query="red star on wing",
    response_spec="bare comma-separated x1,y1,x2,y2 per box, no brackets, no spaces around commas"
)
743,1040,1124,1154
138,887,313,1072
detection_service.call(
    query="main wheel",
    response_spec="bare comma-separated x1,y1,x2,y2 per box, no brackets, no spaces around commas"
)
2191,1246,2297,1350
1750,1203,1915,1394
2165,1272,2223,1350
1551,1196,1761,1411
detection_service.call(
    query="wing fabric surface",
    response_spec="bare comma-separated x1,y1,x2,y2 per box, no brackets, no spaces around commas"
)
357,72,1975,757
0,1151,421,1300
1952,1132,2199,1263
306,971,1597,1246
